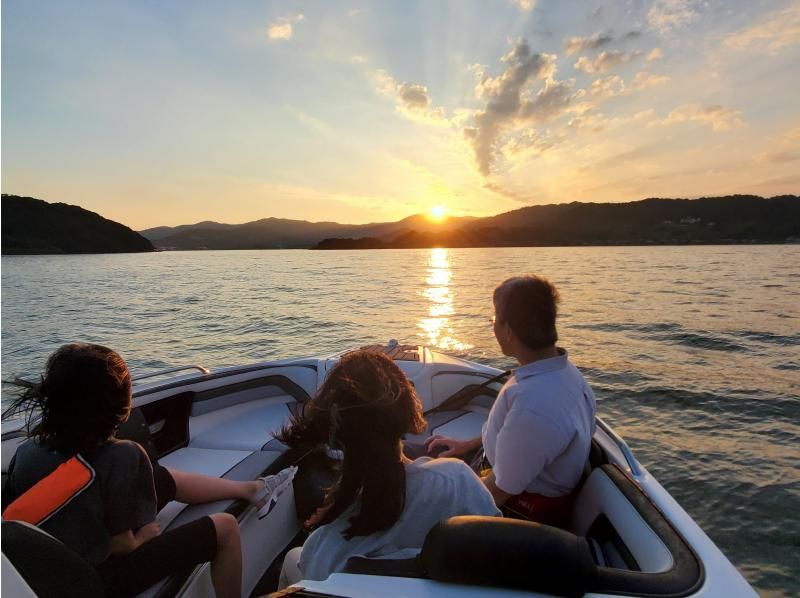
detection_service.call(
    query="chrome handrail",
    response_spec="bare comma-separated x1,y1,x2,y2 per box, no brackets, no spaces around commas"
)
133,365,210,382
596,417,642,478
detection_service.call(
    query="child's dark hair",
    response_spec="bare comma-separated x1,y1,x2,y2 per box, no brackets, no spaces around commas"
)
277,350,426,539
5,343,132,455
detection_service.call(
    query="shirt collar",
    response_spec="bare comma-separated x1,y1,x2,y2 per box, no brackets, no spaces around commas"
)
514,348,568,380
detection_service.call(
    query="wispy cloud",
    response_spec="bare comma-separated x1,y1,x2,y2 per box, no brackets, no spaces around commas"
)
723,5,800,54
284,105,334,136
374,70,447,125
632,71,671,89
663,104,745,131
267,13,304,41
512,0,536,12
564,30,642,56
647,0,702,35
464,39,572,176
574,50,643,74
564,32,614,55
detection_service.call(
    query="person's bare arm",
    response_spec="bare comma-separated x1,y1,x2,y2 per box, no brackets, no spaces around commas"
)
109,521,161,556
481,470,513,507
424,435,482,458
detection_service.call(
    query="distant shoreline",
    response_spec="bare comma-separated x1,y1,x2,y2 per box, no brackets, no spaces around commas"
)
4,240,799,257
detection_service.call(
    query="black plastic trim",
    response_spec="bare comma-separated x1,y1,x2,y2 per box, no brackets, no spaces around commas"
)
132,363,317,399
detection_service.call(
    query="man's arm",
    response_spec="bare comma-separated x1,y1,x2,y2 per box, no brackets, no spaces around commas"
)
481,470,513,507
425,435,482,458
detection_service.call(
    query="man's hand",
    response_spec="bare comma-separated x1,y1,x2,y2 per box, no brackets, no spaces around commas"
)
424,435,481,458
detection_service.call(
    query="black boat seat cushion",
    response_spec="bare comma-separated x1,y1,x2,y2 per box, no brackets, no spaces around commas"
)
2,521,105,598
421,516,596,598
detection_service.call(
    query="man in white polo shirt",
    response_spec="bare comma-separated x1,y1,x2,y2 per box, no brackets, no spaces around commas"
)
426,275,596,526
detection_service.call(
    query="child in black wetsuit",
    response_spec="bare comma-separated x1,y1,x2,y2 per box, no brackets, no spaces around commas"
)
3,343,295,598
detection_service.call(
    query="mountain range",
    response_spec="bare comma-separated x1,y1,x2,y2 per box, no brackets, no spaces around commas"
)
3,194,798,255
140,195,800,250
141,213,475,249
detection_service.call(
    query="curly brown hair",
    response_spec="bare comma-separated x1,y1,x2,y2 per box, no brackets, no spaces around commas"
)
277,350,426,539
7,343,132,455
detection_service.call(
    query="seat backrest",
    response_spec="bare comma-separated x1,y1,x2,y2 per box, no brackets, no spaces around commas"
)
1,520,105,598
420,515,596,598
571,466,673,573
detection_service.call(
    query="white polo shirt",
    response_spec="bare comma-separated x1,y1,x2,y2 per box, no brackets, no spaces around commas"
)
482,349,596,497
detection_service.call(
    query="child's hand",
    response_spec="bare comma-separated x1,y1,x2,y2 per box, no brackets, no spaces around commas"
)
135,521,161,545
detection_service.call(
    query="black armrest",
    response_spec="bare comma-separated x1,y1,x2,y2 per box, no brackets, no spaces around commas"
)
343,556,423,578
421,516,596,598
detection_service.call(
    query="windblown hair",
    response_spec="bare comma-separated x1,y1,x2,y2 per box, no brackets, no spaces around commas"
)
494,275,561,350
5,343,132,455
277,350,426,539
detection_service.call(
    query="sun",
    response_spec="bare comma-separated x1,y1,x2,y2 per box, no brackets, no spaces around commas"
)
429,204,447,222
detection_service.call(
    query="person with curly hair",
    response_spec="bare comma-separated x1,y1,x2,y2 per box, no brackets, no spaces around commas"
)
3,343,295,598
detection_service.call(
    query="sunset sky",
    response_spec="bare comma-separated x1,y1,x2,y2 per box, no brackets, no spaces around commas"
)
2,0,799,229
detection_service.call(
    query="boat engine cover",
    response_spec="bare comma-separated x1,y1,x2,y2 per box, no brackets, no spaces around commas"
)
421,515,596,598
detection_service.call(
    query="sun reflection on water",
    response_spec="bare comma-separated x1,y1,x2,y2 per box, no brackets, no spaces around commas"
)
418,248,472,353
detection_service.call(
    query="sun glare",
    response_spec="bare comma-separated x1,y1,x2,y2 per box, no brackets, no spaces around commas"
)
429,204,447,222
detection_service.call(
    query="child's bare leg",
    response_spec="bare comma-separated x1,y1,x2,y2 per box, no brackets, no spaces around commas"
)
209,513,242,598
167,468,262,505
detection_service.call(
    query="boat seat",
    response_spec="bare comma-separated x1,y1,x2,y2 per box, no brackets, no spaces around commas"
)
2,521,105,598
571,465,673,573
188,395,297,452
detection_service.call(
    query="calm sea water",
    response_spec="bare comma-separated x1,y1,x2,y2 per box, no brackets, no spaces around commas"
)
2,246,799,595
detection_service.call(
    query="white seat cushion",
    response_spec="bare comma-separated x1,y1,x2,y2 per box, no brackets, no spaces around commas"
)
571,468,673,573
188,396,296,451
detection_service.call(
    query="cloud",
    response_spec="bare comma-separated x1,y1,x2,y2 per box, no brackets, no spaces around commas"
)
284,106,334,136
564,31,643,55
754,150,800,164
464,39,573,176
350,54,368,64
587,75,626,99
664,104,744,131
267,14,304,41
574,50,642,73
567,111,611,133
648,0,702,34
267,23,293,40
484,182,531,203
513,0,536,12
632,71,671,89
646,47,664,61
577,72,669,104
374,70,447,125
564,32,614,55
723,5,800,54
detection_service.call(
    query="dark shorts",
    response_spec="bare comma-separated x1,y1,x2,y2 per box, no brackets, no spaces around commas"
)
95,466,217,597
153,464,177,512
96,515,218,597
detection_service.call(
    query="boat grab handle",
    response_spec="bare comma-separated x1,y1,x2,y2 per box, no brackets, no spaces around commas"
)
133,365,210,382
596,417,642,478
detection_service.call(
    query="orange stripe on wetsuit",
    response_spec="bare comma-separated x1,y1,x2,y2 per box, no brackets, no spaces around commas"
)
3,454,96,526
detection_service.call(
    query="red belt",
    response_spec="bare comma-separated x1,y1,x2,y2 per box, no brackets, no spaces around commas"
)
502,490,575,529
